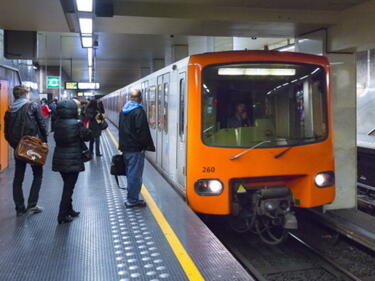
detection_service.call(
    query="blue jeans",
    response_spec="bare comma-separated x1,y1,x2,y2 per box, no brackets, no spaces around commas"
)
124,152,145,204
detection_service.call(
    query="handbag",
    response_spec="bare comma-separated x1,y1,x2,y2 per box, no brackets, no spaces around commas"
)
81,141,92,162
110,154,126,189
99,119,108,130
96,112,108,131
15,103,49,166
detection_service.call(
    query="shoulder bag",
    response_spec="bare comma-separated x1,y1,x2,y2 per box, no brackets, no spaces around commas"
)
110,154,126,189
15,103,49,166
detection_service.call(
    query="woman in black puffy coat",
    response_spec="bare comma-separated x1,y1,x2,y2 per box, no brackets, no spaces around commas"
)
52,99,92,224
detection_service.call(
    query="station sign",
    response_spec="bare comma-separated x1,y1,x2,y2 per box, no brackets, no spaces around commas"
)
77,92,84,97
65,82,78,90
47,77,60,88
78,82,100,90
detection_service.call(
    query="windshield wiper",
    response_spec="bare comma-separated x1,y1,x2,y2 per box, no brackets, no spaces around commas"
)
203,126,215,134
230,140,271,160
274,137,320,159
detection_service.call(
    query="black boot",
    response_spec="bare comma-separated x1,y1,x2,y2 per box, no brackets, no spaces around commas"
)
58,215,73,224
69,210,80,217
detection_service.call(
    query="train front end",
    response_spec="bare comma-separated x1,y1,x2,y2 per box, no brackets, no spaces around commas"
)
186,51,335,242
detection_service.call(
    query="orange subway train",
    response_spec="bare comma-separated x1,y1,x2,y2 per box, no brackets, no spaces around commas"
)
101,50,335,243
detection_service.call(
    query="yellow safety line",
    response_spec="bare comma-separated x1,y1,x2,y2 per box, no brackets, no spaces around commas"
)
106,128,205,281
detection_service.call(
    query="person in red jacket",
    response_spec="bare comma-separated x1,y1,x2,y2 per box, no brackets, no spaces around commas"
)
41,98,51,130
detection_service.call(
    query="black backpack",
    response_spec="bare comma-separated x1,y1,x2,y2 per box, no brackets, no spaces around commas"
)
110,154,126,189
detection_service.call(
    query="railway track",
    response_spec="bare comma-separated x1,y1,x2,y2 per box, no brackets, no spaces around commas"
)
206,213,375,281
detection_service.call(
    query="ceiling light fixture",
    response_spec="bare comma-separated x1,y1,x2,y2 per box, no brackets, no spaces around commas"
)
79,17,93,34
88,67,93,82
76,0,93,12
88,48,93,67
82,36,93,48
218,68,296,76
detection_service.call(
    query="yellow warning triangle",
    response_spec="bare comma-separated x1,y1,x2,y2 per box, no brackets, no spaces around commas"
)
237,184,246,193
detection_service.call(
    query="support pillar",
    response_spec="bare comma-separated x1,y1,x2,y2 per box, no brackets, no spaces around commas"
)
297,30,357,210
165,44,188,65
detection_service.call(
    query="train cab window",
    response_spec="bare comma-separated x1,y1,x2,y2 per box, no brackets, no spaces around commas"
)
179,77,186,138
201,63,328,148
163,82,169,134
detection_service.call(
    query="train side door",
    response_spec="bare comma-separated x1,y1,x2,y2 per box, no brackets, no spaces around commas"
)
176,73,186,188
0,81,9,171
161,73,170,172
156,76,163,166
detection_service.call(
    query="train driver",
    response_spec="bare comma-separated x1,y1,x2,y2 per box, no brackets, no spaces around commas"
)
227,102,253,128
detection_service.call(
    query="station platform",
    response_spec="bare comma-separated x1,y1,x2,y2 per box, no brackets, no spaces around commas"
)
308,208,375,252
0,124,253,281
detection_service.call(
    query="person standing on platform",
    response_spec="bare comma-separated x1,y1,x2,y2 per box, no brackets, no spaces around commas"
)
119,89,155,208
85,100,104,157
49,98,58,132
4,85,48,216
52,99,92,224
40,98,51,131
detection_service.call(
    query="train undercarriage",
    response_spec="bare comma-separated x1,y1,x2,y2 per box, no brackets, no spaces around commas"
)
230,184,298,245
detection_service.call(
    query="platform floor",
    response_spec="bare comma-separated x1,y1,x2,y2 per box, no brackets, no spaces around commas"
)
0,125,253,281
311,208,375,252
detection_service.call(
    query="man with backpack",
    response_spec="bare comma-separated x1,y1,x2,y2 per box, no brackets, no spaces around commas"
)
4,85,48,216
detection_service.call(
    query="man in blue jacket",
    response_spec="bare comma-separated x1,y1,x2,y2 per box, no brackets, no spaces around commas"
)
119,89,155,208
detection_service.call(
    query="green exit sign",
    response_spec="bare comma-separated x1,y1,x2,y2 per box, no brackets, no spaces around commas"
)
47,77,61,88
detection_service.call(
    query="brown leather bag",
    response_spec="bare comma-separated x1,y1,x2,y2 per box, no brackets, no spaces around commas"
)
15,103,48,166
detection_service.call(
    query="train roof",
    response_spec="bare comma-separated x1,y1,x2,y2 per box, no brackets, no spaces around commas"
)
189,50,330,67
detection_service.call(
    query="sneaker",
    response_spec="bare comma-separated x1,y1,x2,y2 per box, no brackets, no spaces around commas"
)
28,205,44,214
125,200,146,208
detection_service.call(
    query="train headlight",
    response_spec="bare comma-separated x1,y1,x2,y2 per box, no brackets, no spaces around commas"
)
195,179,223,195
314,171,335,188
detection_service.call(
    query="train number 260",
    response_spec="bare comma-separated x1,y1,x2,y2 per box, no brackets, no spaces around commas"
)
202,167,215,173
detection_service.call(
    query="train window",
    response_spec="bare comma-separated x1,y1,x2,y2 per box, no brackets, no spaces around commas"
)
157,83,163,131
163,82,169,134
179,77,186,138
148,86,157,129
201,63,328,148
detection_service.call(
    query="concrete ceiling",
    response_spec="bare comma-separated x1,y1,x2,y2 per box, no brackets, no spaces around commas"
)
115,0,368,10
0,0,371,94
0,0,69,32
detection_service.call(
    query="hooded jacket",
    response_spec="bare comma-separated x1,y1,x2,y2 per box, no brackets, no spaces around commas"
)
52,100,92,173
119,101,155,152
4,98,48,149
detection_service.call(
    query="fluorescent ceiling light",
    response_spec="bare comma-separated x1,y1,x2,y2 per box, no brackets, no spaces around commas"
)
81,36,93,48
88,48,93,67
79,18,93,34
76,0,93,12
218,68,296,76
88,67,93,82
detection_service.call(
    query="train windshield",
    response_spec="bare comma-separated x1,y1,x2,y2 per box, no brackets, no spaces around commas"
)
201,63,328,148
